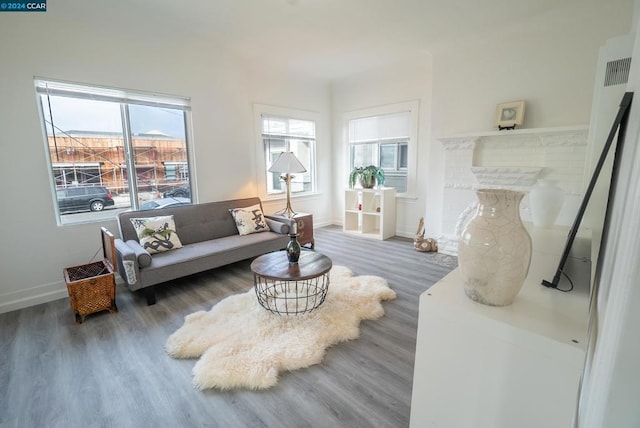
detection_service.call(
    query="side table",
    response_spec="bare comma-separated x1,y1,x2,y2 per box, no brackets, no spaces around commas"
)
267,212,314,248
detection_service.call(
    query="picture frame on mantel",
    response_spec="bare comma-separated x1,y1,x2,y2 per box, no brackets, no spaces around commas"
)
495,100,525,130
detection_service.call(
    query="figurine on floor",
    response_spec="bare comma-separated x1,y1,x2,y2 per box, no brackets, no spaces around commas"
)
414,217,438,252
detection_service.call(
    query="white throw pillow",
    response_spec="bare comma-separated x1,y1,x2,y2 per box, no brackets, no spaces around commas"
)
130,215,183,254
229,204,271,236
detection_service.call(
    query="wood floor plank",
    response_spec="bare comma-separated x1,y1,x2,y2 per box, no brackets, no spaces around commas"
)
0,226,456,428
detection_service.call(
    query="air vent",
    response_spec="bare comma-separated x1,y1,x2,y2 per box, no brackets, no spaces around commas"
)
604,57,631,87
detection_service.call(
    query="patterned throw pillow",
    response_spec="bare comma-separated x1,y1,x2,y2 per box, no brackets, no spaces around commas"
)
229,204,271,236
130,215,183,254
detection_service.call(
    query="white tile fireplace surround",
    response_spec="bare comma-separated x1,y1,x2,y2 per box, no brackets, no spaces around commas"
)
437,126,589,256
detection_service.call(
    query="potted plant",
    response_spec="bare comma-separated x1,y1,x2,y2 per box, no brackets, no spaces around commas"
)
349,165,385,189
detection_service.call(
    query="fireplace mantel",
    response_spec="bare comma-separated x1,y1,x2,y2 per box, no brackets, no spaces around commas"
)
436,125,589,255
437,125,589,147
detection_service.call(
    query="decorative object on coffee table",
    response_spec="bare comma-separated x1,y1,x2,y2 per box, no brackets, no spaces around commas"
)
458,188,532,306
268,151,307,218
495,100,525,130
166,265,396,390
286,233,301,263
266,212,314,248
251,250,332,315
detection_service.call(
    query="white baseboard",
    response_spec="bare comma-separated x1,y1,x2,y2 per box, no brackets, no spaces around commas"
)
326,219,413,239
0,280,68,314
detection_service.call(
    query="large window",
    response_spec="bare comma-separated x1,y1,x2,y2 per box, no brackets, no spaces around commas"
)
347,102,419,194
36,79,193,225
256,105,317,198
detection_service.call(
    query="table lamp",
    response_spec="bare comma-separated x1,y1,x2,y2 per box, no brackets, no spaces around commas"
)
268,151,306,218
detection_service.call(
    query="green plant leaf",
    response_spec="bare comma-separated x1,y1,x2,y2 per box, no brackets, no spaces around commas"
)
348,165,385,188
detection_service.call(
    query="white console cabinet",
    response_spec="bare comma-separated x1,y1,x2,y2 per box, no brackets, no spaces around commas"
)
410,225,591,428
343,188,396,239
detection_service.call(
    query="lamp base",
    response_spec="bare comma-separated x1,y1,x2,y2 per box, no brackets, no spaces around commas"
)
274,173,298,218
272,206,298,218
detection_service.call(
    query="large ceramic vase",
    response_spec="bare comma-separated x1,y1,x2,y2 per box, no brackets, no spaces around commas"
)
458,188,532,306
529,179,564,228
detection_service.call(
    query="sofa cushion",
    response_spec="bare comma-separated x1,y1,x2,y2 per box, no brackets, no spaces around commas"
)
130,215,183,254
134,232,289,290
229,203,270,236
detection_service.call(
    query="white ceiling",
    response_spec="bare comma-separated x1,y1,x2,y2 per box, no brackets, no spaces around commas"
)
64,0,577,80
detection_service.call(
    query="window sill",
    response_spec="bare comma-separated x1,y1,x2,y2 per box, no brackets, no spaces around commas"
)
397,193,418,201
262,191,321,202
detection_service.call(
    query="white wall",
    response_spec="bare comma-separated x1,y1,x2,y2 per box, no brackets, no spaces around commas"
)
247,70,333,226
581,34,634,296
330,54,433,238
426,0,634,238
577,4,640,425
0,6,332,312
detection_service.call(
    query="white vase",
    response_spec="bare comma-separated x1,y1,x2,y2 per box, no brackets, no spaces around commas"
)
530,179,564,228
458,189,532,306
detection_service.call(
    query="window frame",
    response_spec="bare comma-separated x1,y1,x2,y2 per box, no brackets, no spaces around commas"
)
254,104,319,202
379,141,409,171
344,100,419,197
35,78,196,226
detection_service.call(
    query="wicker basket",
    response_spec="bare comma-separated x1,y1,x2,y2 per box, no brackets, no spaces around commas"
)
63,228,118,324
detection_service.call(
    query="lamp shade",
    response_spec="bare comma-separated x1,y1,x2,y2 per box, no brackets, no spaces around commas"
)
268,151,307,174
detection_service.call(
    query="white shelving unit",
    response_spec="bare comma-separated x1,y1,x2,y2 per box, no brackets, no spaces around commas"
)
343,187,396,240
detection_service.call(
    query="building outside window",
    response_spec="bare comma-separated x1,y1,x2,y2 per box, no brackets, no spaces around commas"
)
346,101,419,194
35,79,194,225
256,105,317,199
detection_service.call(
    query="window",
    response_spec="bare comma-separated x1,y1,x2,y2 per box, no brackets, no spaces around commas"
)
35,79,193,225
255,105,317,198
346,101,419,194
163,162,189,182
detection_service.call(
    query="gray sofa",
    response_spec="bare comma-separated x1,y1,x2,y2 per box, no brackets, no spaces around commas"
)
112,197,290,304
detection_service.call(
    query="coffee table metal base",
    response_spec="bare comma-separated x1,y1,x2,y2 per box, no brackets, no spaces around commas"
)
254,274,329,315
251,251,332,315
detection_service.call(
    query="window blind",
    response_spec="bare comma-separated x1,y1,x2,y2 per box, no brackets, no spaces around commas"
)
262,115,316,139
348,111,410,144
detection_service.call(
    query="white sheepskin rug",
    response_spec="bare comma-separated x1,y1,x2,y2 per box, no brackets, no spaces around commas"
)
165,265,396,390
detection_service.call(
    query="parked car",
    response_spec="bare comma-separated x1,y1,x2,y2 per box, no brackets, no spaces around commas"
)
139,197,190,211
163,185,190,198
57,186,115,213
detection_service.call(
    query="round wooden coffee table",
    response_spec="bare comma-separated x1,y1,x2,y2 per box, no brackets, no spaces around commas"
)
250,250,332,315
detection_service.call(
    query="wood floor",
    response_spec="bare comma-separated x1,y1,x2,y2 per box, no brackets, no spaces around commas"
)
0,226,455,428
